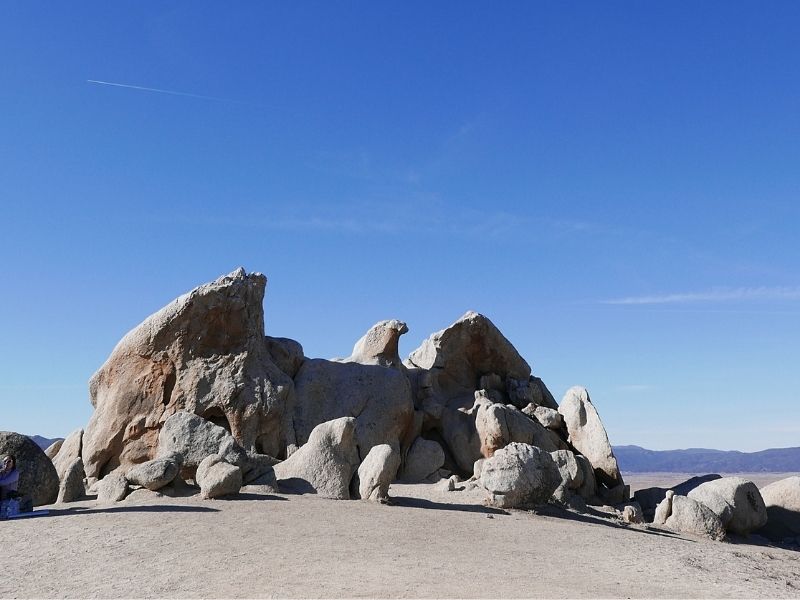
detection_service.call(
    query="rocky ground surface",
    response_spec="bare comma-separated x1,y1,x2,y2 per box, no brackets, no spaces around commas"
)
3,475,799,599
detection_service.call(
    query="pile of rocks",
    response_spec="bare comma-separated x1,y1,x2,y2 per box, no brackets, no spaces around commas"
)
3,268,796,545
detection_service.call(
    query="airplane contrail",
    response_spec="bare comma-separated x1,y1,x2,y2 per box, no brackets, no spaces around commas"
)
86,79,249,104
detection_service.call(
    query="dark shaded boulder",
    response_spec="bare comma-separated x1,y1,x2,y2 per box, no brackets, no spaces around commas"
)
0,431,59,506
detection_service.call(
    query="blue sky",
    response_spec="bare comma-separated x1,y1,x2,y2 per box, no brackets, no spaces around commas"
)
2,2,799,451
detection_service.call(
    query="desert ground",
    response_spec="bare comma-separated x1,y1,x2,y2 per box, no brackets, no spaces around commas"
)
2,474,799,599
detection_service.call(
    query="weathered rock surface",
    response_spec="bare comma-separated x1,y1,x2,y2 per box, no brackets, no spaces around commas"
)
50,429,85,503
480,442,561,508
265,336,305,378
156,412,246,475
665,495,726,541
82,268,295,479
633,474,722,522
97,472,129,503
44,439,64,460
557,387,621,487
475,394,560,458
56,457,86,503
757,476,800,541
550,450,583,492
196,455,242,499
126,457,180,491
622,502,644,524
653,490,674,525
530,405,563,430
688,477,767,535
291,360,414,460
399,437,445,482
574,454,597,501
0,431,59,506
273,417,360,499
345,320,408,368
406,311,531,401
356,444,400,501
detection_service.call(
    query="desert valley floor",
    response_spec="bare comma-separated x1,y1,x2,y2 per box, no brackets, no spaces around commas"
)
2,474,799,599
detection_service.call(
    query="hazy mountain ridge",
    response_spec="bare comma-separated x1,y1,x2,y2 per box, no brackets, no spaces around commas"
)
615,444,800,473
27,435,63,450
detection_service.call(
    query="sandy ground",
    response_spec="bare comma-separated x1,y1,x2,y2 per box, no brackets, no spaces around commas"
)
2,475,799,599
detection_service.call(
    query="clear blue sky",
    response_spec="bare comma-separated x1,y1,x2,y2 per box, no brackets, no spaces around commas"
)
2,2,799,451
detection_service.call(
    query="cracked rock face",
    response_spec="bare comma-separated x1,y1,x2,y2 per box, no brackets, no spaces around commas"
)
82,268,295,479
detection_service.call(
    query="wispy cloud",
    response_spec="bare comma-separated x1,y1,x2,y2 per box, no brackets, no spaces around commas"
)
602,286,800,305
87,79,253,105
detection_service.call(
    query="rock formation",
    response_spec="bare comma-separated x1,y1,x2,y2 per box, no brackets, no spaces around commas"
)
757,476,800,542
58,268,657,525
82,269,295,479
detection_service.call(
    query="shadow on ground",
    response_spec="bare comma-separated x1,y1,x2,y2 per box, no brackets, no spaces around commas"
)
46,504,220,517
389,496,508,515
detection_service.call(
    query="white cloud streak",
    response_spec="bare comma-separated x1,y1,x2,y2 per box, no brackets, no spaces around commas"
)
602,286,800,305
87,79,249,104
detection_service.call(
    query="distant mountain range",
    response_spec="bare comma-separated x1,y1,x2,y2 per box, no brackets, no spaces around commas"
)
28,435,63,450
614,445,800,473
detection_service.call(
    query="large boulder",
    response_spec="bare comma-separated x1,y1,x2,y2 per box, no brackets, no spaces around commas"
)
406,311,532,403
291,359,414,461
82,268,295,479
665,495,726,541
634,474,722,522
0,432,59,506
757,476,800,542
688,477,768,535
355,444,400,501
399,437,445,483
56,457,86,503
474,393,560,458
51,429,85,504
557,387,622,487
273,417,360,499
126,457,181,491
480,442,561,508
550,450,583,497
196,455,242,499
44,439,64,460
96,472,129,503
265,336,305,378
345,320,408,368
156,412,246,475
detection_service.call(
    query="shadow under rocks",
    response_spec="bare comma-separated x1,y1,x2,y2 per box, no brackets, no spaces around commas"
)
45,504,220,517
533,504,693,541
389,496,509,515
220,493,289,502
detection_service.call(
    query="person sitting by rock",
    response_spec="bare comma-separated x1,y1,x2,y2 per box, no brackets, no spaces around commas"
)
0,455,20,501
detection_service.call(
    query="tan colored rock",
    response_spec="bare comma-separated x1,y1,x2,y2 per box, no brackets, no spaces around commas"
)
273,417,360,499
474,393,559,458
406,311,531,400
196,455,242,499
265,336,305,378
97,472,128,503
688,477,767,535
480,442,561,508
399,438,445,483
44,439,63,460
665,495,726,541
575,454,597,501
51,429,85,504
126,457,180,491
622,502,644,524
345,320,408,368
156,412,246,476
356,444,400,501
56,457,86,503
653,490,674,525
291,360,414,461
82,268,295,479
557,387,622,487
